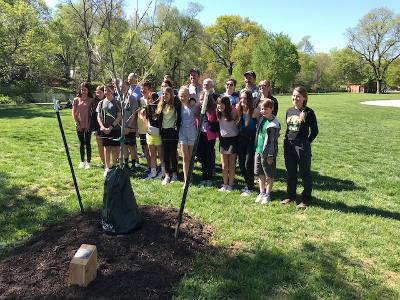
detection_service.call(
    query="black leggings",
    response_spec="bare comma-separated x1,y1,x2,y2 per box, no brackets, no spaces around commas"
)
161,128,179,175
198,132,216,181
77,130,92,163
237,134,255,190
284,139,312,204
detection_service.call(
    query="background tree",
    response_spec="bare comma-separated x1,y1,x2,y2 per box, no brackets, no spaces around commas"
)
66,0,105,82
386,58,400,89
347,7,400,93
202,15,261,81
152,2,203,86
251,32,300,92
0,0,61,86
297,35,315,55
328,48,366,88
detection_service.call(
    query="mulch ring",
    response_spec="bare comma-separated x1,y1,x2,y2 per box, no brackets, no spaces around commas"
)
0,205,212,299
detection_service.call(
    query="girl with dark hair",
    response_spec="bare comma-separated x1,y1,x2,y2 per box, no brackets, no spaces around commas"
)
217,96,239,192
236,89,259,196
72,82,93,169
282,86,318,209
144,81,165,180
157,86,182,185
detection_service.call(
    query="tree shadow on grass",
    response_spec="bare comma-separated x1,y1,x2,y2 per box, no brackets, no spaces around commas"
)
276,168,366,192
311,196,400,221
0,104,56,119
180,241,397,299
0,172,71,259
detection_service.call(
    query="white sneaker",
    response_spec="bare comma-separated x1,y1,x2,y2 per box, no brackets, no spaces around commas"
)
219,185,227,192
162,176,170,185
240,187,251,197
240,186,249,193
78,162,85,169
103,167,110,177
170,173,178,183
255,193,264,203
261,194,270,204
225,185,233,192
145,171,157,180
84,162,91,169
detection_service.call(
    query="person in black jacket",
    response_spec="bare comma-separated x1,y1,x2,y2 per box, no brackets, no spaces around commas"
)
156,86,182,185
281,86,318,209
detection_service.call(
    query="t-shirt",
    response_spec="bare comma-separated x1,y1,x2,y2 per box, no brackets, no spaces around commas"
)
181,103,198,128
187,83,202,102
72,97,93,131
162,105,176,129
96,98,121,128
256,118,270,154
128,84,142,100
285,106,318,142
221,92,239,106
121,94,138,129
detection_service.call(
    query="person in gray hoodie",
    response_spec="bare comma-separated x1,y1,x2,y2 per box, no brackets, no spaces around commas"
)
254,98,280,204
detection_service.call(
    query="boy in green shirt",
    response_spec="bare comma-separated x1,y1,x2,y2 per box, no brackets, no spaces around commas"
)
254,99,280,204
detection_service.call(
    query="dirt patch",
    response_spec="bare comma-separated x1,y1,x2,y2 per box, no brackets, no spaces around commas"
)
0,205,212,299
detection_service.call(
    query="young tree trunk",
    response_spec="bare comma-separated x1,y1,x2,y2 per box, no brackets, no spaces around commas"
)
86,39,92,82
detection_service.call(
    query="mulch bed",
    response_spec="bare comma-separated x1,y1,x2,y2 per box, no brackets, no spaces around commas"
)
0,205,212,299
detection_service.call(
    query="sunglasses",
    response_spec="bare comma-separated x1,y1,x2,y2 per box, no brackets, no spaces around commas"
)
259,84,267,88
226,83,234,86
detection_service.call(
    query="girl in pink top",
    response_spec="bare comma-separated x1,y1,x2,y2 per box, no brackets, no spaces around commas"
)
72,82,93,169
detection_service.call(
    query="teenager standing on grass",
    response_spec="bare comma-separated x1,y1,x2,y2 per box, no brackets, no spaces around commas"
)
198,89,218,187
281,86,318,209
217,96,239,192
91,85,106,168
178,86,199,185
120,81,139,172
137,82,151,172
237,89,259,196
254,99,280,204
72,82,93,170
97,84,122,177
157,86,181,185
144,81,165,180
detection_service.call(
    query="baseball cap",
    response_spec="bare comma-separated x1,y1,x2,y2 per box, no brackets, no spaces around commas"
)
244,70,256,78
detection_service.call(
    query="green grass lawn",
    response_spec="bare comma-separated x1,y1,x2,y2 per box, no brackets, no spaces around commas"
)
1,93,400,299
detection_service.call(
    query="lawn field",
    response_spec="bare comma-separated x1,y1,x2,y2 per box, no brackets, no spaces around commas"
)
1,93,400,298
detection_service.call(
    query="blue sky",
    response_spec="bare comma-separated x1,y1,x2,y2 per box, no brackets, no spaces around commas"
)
46,0,399,53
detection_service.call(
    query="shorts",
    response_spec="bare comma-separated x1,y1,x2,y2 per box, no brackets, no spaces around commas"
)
254,152,276,178
125,132,137,146
101,129,121,147
139,134,147,146
219,136,238,155
179,126,196,145
146,133,162,146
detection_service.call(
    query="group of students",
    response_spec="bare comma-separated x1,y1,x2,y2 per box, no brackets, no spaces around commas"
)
71,69,318,209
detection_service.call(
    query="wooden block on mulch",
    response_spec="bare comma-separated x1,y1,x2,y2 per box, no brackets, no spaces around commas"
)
69,244,97,287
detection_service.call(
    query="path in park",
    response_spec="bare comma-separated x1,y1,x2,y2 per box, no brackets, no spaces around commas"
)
360,100,400,107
